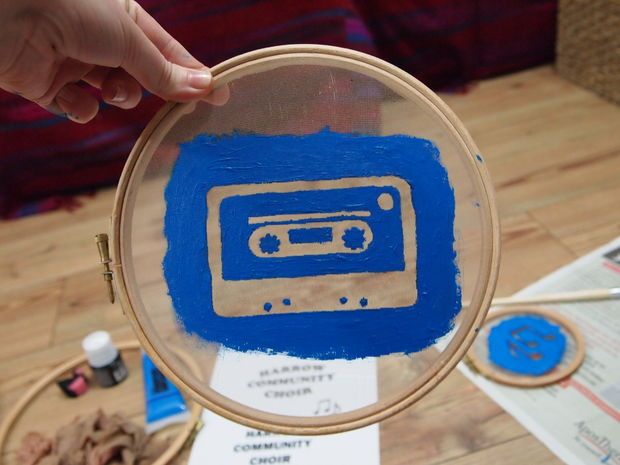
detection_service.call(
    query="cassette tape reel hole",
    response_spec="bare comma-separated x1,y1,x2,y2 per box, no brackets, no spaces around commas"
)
111,45,499,434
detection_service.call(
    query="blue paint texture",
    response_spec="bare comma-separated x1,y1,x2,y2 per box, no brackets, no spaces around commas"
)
342,226,366,250
288,227,333,244
488,315,566,376
163,129,460,359
259,233,280,254
220,184,404,280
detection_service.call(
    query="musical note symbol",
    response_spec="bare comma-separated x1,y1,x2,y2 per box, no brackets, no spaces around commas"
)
313,398,342,416
314,399,330,415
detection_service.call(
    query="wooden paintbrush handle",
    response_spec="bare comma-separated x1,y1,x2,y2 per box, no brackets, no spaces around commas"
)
490,287,620,307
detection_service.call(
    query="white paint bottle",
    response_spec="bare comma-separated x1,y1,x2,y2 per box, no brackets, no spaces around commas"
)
82,331,128,387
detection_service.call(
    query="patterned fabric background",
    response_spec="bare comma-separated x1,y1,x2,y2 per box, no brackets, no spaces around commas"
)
0,0,557,218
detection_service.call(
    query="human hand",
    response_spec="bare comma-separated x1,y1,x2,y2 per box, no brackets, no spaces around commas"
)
0,0,213,123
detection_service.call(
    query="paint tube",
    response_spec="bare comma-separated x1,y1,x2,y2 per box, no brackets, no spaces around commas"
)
142,352,190,433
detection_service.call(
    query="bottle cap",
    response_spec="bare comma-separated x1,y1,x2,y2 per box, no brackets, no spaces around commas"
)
82,331,119,368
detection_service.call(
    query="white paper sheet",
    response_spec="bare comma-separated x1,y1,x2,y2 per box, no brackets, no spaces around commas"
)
460,236,620,465
188,352,380,465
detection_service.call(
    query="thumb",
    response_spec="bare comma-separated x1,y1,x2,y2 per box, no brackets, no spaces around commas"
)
119,15,212,102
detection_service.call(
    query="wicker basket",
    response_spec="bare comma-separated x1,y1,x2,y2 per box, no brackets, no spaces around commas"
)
556,0,620,105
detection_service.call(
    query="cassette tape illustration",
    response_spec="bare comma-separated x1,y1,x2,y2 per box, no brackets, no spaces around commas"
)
163,130,460,359
206,176,417,317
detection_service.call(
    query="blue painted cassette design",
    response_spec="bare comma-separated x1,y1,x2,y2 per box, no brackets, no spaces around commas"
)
206,176,417,316
163,129,460,360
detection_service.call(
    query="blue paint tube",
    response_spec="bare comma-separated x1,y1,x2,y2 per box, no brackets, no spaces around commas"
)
142,352,190,433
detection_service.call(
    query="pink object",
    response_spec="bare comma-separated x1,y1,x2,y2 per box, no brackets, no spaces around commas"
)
68,375,89,396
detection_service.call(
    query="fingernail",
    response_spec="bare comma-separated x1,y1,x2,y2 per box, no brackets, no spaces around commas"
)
46,102,65,116
64,112,82,123
188,70,212,89
111,85,128,103
56,86,78,105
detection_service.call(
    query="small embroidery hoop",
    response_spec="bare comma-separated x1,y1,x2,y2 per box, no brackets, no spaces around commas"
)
0,341,202,465
101,44,501,434
467,308,586,387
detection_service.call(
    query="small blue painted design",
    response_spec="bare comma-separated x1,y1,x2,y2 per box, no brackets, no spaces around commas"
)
360,298,368,307
263,302,272,312
289,227,332,244
339,297,348,304
283,298,291,306
488,315,566,376
259,233,281,254
342,227,366,250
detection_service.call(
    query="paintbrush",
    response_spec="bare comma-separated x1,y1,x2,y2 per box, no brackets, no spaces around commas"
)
489,287,620,307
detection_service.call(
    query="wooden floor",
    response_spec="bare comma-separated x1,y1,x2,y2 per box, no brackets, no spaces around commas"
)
1,65,619,465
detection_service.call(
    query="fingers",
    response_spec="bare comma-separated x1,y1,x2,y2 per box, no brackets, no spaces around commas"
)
118,7,212,102
45,65,141,122
42,101,67,118
24,58,94,108
101,71,143,109
132,4,204,70
204,85,230,106
84,67,143,109
25,58,99,122
55,84,100,123
22,0,215,121
54,0,212,104
82,67,113,89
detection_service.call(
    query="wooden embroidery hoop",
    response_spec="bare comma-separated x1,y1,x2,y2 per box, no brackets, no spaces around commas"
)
0,342,202,465
103,44,501,435
466,308,586,387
